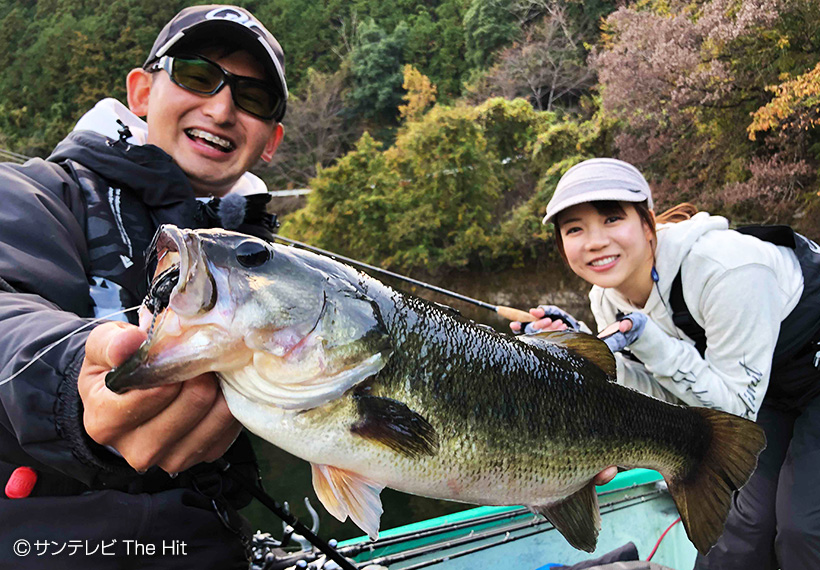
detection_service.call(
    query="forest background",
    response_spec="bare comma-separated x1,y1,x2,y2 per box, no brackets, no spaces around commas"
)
2,0,820,275
3,0,820,540
1,0,819,276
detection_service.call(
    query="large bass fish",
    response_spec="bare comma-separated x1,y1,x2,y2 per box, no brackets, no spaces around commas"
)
107,225,765,555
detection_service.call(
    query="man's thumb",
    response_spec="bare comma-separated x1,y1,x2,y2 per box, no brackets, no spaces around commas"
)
86,322,147,369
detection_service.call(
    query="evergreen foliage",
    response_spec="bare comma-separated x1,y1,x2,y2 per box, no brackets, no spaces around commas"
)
349,19,409,122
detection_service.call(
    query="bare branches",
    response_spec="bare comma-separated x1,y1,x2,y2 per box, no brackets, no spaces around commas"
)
469,5,594,112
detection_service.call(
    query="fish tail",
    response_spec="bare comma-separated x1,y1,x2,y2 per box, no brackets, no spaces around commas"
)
664,407,766,555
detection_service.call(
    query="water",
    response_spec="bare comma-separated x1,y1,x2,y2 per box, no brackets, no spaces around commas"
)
241,261,594,543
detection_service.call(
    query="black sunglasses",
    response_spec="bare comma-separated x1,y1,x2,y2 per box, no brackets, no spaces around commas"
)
148,55,286,121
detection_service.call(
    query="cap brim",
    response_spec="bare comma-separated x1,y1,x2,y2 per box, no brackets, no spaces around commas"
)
154,21,287,98
542,188,649,225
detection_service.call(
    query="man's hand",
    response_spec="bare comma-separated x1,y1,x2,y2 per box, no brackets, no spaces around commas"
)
78,321,242,474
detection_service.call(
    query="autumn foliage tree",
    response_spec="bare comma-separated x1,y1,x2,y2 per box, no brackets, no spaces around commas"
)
592,0,820,231
398,65,438,123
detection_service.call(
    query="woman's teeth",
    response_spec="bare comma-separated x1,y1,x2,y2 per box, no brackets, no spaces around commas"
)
590,256,618,267
186,128,235,152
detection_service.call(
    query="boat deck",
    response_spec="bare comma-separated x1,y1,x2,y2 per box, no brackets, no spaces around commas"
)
338,469,696,569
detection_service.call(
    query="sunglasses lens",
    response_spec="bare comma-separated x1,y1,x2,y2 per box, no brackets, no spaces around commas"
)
168,57,284,121
234,82,280,120
171,58,223,93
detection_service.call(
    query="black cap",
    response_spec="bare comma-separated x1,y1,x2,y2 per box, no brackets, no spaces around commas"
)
144,5,288,103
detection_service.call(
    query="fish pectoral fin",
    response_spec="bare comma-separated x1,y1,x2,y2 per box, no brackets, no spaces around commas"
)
350,394,439,458
520,331,616,379
531,482,601,553
311,463,385,540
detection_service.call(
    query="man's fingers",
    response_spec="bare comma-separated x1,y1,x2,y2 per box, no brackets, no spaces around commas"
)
84,322,146,372
83,383,183,445
152,392,241,473
111,376,220,470
620,319,634,333
159,417,243,473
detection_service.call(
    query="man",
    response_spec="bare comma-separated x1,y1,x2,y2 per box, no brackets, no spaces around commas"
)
0,5,286,568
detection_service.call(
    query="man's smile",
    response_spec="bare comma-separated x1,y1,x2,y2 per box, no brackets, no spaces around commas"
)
184,128,236,153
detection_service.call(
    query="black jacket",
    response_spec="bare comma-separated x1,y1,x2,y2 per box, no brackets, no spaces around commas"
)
0,130,269,567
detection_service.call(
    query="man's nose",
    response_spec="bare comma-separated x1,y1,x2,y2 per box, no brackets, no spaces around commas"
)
201,85,237,124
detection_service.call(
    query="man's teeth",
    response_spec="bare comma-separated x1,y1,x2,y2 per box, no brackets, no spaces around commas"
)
187,128,235,151
590,256,617,267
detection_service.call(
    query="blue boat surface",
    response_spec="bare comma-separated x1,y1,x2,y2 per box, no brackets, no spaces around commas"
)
336,469,696,569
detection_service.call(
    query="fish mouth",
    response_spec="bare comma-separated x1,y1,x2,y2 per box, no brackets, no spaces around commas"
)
148,226,217,317
106,225,228,394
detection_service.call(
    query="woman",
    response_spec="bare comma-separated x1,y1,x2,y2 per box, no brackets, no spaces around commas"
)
512,158,820,569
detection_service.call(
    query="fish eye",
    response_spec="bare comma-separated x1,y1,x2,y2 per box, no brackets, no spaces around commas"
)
235,239,272,268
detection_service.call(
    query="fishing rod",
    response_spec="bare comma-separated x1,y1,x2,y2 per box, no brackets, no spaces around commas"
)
216,459,358,570
270,234,536,324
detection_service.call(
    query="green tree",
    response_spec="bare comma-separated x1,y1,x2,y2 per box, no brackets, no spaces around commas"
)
282,97,613,272
349,19,409,121
281,132,400,265
463,0,519,68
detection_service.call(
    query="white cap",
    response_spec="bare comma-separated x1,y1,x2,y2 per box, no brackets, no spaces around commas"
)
543,158,653,224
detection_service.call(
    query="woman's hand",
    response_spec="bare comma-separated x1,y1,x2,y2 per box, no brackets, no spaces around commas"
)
510,305,579,334
598,312,647,353
593,466,618,486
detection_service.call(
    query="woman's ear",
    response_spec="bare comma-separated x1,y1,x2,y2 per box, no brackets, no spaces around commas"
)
126,68,152,117
644,209,657,247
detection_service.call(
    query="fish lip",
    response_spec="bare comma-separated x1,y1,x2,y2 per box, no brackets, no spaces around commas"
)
105,342,151,393
149,225,189,291
147,225,216,317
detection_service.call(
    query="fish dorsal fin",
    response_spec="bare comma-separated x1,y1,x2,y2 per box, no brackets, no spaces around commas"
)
530,482,601,552
520,330,616,378
351,394,439,458
311,463,385,539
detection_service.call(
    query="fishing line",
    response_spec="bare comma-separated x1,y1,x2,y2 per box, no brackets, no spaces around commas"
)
0,305,141,388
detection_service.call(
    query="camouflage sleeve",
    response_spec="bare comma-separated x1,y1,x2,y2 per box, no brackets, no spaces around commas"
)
0,161,131,485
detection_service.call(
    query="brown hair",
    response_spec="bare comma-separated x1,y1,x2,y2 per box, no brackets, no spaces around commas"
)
552,201,698,263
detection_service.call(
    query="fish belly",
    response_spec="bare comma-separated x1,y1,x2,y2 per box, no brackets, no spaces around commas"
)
221,382,611,508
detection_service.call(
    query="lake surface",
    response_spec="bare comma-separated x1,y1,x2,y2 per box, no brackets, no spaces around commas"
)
241,261,594,542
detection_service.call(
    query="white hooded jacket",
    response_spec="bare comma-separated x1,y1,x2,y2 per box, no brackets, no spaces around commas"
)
73,98,269,197
589,212,804,420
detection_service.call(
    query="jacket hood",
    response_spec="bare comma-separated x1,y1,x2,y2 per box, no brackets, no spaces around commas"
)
67,98,269,197
652,212,729,297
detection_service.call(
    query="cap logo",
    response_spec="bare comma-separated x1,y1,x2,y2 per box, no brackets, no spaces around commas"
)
205,7,263,34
